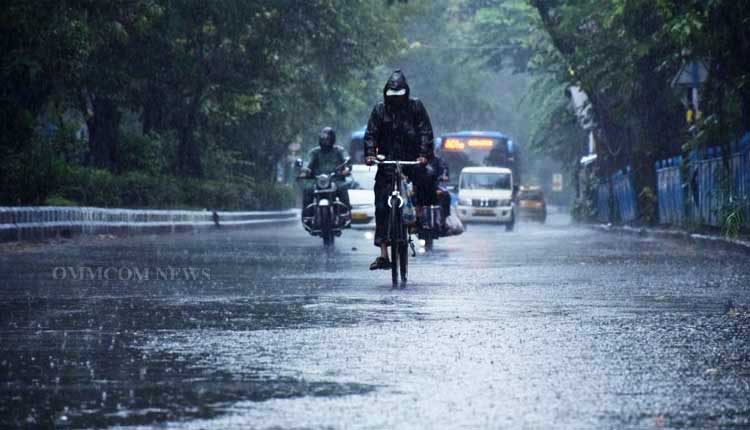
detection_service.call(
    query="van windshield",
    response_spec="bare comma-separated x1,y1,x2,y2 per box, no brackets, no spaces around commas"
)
518,190,544,200
460,173,511,190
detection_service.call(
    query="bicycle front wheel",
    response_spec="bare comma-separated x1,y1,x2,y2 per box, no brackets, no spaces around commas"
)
391,239,399,285
389,199,401,285
398,242,408,283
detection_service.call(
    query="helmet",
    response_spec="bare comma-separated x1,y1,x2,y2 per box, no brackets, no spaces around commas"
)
319,127,336,151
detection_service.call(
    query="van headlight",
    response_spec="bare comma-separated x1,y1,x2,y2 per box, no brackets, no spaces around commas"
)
499,199,511,207
458,197,472,206
316,174,331,189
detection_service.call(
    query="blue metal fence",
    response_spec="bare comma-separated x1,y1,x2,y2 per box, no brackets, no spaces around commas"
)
612,168,638,223
596,183,610,223
730,142,750,223
695,150,723,226
656,156,684,225
655,133,750,227
595,134,749,227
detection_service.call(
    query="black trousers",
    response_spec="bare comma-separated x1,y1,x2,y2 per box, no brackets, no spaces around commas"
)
438,189,451,218
373,165,435,247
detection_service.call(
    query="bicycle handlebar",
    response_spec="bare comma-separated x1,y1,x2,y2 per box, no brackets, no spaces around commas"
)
374,160,421,166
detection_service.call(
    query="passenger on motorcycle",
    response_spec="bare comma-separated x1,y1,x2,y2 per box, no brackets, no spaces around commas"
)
427,156,452,229
301,127,351,215
363,70,435,270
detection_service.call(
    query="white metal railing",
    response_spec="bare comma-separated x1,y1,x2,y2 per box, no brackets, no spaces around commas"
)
0,206,297,242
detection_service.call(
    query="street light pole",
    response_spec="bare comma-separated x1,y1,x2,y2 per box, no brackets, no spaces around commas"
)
690,62,702,115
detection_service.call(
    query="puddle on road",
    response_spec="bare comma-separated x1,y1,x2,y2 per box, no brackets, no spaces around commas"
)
0,329,376,428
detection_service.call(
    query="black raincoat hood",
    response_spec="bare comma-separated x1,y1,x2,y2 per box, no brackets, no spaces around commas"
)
383,69,410,103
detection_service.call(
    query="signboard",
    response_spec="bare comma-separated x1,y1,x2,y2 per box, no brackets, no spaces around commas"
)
552,174,563,192
671,61,708,89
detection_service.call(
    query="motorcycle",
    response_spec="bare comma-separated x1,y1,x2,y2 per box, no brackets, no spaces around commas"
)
415,171,450,252
416,203,444,252
296,158,352,246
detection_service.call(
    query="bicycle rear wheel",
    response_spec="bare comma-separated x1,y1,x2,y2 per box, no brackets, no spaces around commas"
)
391,240,399,285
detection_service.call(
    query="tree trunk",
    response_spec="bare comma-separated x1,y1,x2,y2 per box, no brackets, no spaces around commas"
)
87,97,120,171
176,99,202,177
632,147,657,224
710,73,731,172
142,82,166,135
741,91,750,135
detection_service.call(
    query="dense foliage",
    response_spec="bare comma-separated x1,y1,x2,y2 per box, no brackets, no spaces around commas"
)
0,0,411,208
468,0,750,224
4,0,748,218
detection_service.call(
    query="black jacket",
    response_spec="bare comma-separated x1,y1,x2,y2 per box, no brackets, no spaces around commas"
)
364,71,434,161
306,145,348,177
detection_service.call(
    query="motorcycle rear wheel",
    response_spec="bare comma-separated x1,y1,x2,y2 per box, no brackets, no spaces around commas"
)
424,233,434,252
398,242,408,283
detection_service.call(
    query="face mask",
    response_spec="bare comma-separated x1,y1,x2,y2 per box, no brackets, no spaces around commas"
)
385,88,407,97
386,95,407,109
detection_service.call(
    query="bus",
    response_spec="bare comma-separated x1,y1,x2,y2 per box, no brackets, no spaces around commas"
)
350,129,519,184
436,131,519,187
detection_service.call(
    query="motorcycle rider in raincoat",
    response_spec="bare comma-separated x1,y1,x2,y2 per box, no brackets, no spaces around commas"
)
302,127,351,215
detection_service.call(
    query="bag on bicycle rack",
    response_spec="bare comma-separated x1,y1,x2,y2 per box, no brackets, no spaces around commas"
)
444,215,465,236
401,181,417,226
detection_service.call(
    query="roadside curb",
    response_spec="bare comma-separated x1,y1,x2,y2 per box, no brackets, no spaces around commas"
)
0,207,299,243
592,224,750,255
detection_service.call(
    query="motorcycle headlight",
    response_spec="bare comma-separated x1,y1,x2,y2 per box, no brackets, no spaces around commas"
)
316,174,331,189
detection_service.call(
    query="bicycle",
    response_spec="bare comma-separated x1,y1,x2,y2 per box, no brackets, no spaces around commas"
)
374,155,421,285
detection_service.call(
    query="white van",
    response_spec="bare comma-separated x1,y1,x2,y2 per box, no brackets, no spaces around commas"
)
348,164,376,225
456,167,515,231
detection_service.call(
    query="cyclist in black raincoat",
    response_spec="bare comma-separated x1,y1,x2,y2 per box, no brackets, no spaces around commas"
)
364,70,435,270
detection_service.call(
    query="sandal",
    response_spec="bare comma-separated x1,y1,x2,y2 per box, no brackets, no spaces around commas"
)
369,257,390,270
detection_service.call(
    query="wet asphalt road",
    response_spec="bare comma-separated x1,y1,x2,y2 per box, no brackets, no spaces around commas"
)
1,212,749,429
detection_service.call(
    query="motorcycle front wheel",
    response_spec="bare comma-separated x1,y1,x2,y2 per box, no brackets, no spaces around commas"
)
319,207,335,246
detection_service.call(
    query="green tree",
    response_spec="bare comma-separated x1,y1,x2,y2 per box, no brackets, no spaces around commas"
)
470,0,583,178
0,1,103,203
0,0,414,206
658,0,750,149
471,0,688,222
